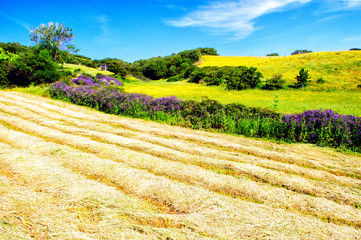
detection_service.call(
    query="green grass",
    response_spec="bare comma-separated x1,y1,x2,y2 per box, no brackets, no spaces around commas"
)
124,79,361,116
61,63,114,76
6,84,50,97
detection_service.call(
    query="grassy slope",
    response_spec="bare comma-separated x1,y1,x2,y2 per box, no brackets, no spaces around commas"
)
200,51,361,90
124,79,361,116
124,51,361,116
1,91,361,239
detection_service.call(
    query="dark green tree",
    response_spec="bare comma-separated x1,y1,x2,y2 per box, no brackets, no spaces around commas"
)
295,68,311,88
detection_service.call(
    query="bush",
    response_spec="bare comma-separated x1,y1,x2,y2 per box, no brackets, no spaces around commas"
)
316,77,325,84
189,70,206,83
167,74,184,82
108,61,127,78
225,66,262,90
143,58,168,80
263,74,285,90
0,61,11,87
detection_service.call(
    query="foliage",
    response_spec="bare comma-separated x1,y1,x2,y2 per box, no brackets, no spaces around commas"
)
198,47,218,56
294,68,311,88
0,48,61,87
30,22,78,61
263,74,285,90
291,49,313,55
143,58,168,80
167,74,184,82
107,60,128,78
225,66,263,90
350,48,361,51
0,48,19,62
0,42,32,57
266,53,279,56
316,77,325,84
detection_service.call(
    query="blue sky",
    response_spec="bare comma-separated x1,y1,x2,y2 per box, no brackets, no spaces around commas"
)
0,0,361,62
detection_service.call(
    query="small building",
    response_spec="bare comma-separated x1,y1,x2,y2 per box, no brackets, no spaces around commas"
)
99,64,109,71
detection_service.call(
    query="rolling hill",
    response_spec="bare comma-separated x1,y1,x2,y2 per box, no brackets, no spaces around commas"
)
199,51,361,90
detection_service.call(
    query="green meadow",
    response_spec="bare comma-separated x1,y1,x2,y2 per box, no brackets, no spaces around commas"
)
124,79,361,116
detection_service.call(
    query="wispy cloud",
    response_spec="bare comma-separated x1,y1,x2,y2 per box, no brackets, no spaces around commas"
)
0,13,31,31
96,15,112,35
165,0,311,39
323,0,361,11
343,35,361,42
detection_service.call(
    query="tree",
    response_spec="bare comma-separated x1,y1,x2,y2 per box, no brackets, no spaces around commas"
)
295,68,311,88
291,49,312,55
30,22,78,61
266,53,279,56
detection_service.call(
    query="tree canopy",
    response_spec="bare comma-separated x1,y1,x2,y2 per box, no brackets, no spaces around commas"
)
30,22,78,61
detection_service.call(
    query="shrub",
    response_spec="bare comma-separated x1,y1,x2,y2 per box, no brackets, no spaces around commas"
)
108,61,127,78
143,58,168,80
167,74,184,82
263,74,285,90
0,61,11,87
316,77,325,84
225,66,262,90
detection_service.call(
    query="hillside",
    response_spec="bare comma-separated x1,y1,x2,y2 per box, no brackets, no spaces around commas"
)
1,91,361,239
199,51,361,90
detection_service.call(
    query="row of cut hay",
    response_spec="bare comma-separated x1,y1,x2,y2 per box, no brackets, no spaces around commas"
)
1,101,361,210
0,129,214,239
0,142,203,240
1,108,361,230
7,90,361,179
1,92,361,183
2,95,359,190
0,124,360,239
0,175,33,240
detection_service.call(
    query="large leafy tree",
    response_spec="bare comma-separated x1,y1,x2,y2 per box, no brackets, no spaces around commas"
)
30,22,78,61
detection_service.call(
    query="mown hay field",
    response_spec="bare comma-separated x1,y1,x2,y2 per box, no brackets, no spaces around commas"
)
200,51,361,90
1,91,361,239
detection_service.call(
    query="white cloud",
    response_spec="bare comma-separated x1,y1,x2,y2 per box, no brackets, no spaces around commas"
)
323,0,361,11
165,0,311,39
343,0,361,7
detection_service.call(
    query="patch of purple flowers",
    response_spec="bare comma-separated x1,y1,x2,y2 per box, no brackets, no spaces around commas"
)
282,109,361,149
71,75,100,87
48,80,361,152
96,74,124,86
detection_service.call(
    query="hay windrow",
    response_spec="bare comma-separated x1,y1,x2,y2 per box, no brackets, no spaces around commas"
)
1,90,361,239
